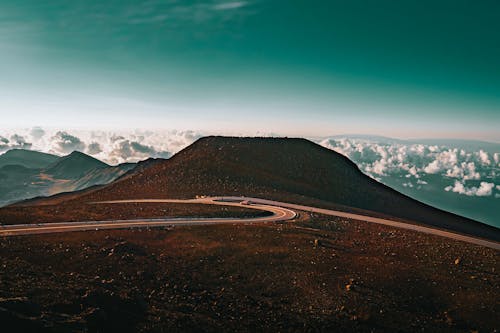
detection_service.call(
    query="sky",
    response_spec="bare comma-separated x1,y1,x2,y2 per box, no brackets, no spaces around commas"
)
1,0,499,141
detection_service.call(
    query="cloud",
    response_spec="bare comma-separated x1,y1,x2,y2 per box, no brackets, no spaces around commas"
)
476,182,495,196
72,129,201,164
50,131,86,154
0,134,33,152
214,1,248,10
366,159,387,175
477,150,490,165
1,128,204,163
444,181,494,197
11,134,32,149
128,14,169,25
0,136,9,152
108,139,171,164
444,162,480,181
125,1,253,27
318,136,499,198
423,160,440,174
462,162,481,180
129,141,163,155
445,165,462,178
408,166,418,177
423,149,460,174
110,135,125,142
29,127,45,140
87,142,102,155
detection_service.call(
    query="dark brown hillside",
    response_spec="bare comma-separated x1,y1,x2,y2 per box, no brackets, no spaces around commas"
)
36,136,498,241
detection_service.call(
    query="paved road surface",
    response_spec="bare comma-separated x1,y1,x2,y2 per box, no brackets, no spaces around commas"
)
1,196,498,250
0,199,295,237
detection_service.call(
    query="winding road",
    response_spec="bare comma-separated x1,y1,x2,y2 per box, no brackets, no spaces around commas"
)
1,196,499,250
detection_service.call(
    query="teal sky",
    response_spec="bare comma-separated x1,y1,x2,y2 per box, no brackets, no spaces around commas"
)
1,0,499,140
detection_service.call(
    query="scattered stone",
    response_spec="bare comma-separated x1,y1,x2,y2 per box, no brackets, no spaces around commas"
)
345,278,355,291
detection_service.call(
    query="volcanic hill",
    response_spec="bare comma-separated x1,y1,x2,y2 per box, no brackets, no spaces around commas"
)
26,136,499,240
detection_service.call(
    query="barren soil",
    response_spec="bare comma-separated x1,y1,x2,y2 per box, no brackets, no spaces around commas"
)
1,213,498,332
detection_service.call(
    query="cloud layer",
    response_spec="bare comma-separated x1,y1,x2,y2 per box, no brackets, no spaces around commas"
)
0,128,203,165
0,134,32,151
319,137,499,198
2,129,499,201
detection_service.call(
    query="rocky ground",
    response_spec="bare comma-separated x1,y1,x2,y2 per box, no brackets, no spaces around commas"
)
0,212,498,332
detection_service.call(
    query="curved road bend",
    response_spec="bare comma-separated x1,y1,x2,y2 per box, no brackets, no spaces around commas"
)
0,196,498,250
0,199,296,237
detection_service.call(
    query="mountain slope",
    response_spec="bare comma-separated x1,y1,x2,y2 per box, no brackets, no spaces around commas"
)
0,150,137,206
44,151,108,179
59,136,498,240
0,149,59,169
57,163,136,192
0,165,41,205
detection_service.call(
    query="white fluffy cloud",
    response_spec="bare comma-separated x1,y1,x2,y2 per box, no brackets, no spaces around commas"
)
29,127,45,140
107,139,171,164
319,136,499,198
423,160,440,174
320,137,434,181
476,182,495,196
445,181,495,197
477,150,490,165
0,134,32,152
0,128,204,165
366,159,387,175
443,162,480,181
87,142,103,155
50,131,86,154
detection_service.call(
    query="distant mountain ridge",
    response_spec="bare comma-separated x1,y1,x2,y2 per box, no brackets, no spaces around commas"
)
0,149,137,206
61,163,136,193
44,151,108,179
0,149,59,169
